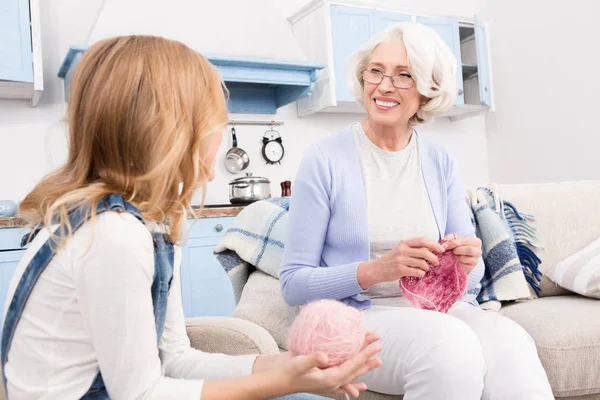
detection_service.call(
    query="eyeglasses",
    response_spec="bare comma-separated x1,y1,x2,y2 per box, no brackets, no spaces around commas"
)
362,68,415,89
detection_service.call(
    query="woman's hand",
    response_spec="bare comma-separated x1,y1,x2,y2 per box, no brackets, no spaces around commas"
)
279,331,382,398
358,237,445,289
441,233,482,273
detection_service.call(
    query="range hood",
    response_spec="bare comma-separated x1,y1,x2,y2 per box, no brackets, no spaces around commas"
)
58,46,323,114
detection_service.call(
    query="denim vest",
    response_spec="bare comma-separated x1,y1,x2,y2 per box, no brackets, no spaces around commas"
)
1,194,174,399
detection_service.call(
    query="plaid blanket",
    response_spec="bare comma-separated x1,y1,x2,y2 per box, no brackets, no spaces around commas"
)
468,185,543,309
214,197,290,302
216,189,543,309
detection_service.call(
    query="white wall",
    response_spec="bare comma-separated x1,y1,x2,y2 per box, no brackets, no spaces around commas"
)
0,0,106,201
482,0,600,183
0,0,489,205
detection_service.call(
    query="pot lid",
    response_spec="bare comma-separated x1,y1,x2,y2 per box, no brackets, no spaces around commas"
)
229,173,270,185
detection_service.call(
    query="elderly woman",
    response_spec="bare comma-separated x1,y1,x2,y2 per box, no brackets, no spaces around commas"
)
280,23,553,400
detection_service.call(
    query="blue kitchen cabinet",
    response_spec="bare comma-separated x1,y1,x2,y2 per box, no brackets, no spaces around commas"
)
0,216,237,321
0,227,29,325
330,5,374,103
330,6,412,103
0,0,43,105
292,1,493,118
416,16,464,105
57,47,322,114
474,15,492,107
0,249,25,325
373,10,412,36
180,217,237,318
0,0,33,82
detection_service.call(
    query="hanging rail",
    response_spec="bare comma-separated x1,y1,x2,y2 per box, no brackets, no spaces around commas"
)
228,120,284,126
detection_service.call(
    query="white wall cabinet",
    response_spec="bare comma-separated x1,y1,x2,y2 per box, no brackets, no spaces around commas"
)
289,1,493,120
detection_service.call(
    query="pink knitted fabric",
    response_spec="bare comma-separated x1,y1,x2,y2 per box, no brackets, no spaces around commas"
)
287,299,366,367
399,250,467,313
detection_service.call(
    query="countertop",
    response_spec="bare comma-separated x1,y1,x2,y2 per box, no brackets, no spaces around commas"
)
0,204,245,229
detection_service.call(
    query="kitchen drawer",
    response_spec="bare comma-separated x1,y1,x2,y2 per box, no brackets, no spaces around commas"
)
0,227,31,252
185,217,234,240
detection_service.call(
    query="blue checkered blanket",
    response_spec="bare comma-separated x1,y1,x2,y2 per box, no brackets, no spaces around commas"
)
468,185,543,307
214,198,290,300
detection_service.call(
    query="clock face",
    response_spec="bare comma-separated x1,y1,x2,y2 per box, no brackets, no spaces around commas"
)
264,140,284,163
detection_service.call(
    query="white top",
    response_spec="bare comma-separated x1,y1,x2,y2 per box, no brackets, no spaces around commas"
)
353,123,439,304
2,212,257,400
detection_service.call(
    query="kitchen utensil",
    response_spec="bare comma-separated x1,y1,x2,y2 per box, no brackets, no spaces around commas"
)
280,181,292,197
229,173,271,204
0,200,18,217
225,127,250,174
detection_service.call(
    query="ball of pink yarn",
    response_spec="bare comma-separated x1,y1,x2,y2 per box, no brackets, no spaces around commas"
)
399,249,467,313
287,299,366,368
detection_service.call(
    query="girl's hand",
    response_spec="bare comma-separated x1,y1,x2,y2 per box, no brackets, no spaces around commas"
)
441,233,482,273
252,352,291,374
280,331,382,398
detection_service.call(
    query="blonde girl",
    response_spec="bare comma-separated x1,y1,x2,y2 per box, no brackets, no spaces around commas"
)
1,35,381,400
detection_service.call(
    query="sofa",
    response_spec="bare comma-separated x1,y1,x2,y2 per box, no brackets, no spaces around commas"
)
229,181,600,400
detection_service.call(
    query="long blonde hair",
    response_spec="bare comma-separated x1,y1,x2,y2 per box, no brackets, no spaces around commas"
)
19,35,228,244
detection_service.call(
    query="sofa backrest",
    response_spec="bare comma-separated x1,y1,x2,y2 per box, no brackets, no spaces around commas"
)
494,180,600,297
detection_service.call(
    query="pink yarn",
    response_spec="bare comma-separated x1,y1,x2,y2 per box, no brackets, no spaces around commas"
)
399,249,467,313
287,299,366,367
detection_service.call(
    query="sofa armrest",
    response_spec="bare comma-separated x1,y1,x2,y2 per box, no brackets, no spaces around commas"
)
185,316,280,356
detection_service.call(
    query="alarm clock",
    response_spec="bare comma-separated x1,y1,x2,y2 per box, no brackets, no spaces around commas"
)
262,128,285,164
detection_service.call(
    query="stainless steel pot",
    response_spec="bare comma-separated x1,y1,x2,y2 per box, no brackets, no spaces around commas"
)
229,173,271,204
225,127,250,174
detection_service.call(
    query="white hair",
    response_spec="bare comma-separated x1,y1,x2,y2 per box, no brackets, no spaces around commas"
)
347,22,458,126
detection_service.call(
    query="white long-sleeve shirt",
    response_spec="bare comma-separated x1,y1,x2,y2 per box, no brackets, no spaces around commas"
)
2,212,257,400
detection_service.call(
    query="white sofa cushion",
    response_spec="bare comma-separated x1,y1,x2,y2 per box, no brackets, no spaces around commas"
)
232,270,299,350
546,237,600,298
496,181,600,297
500,296,600,398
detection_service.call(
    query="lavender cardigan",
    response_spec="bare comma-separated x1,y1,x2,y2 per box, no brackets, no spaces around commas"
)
280,125,484,310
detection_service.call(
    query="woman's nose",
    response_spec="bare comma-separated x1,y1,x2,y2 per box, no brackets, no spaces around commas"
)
378,75,396,92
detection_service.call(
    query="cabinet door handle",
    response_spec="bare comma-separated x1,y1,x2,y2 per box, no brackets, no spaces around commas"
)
214,224,223,232
457,89,463,95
